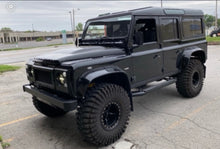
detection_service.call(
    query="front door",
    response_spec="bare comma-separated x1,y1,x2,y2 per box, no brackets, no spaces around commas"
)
131,17,163,87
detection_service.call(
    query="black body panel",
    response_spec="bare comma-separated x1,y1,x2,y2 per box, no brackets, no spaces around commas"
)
23,7,207,111
23,85,77,111
34,46,125,65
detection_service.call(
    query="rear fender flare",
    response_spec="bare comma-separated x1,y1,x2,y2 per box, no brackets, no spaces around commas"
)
177,46,206,69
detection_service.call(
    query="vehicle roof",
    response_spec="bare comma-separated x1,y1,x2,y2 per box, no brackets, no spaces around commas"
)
88,7,204,22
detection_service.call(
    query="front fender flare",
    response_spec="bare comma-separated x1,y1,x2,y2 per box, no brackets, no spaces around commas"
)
76,67,133,110
77,67,131,97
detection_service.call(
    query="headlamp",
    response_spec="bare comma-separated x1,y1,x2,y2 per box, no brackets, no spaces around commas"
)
57,72,67,87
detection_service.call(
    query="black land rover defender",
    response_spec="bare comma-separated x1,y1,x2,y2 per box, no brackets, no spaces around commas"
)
23,7,207,146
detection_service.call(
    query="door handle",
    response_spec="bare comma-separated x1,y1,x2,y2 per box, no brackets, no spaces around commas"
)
153,55,161,59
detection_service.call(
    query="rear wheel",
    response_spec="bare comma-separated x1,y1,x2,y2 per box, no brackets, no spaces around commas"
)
33,97,67,117
77,83,131,146
176,59,204,98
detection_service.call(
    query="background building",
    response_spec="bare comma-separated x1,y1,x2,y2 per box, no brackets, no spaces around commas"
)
0,31,83,43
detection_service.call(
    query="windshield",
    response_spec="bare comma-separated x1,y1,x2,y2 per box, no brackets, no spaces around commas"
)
83,15,131,40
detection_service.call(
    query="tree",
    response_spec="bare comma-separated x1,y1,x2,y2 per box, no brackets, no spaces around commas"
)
1,27,12,32
76,23,83,31
204,14,215,28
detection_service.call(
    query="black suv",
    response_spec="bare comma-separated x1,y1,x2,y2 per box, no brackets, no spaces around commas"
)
210,28,220,37
23,7,207,146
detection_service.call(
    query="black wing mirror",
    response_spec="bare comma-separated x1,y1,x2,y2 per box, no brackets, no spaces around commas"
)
75,37,82,47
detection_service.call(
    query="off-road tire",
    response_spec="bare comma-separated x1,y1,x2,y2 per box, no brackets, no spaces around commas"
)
33,97,67,117
176,59,204,98
77,83,131,146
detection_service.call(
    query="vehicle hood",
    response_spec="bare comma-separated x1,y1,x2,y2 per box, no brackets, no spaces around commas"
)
34,46,124,65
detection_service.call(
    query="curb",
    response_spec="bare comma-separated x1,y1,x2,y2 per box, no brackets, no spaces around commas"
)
208,42,220,45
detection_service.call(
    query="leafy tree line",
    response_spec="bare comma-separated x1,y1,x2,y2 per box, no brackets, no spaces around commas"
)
0,27,12,32
75,23,83,31
204,14,220,28
0,23,85,33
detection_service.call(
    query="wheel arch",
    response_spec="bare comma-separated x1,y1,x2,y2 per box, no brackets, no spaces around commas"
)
77,67,133,110
178,46,207,69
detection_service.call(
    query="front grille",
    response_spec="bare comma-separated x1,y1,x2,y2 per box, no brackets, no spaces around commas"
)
34,69,52,84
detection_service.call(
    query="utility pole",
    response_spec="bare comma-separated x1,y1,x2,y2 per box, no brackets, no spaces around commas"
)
32,24,34,40
215,0,218,28
161,0,163,8
69,8,80,44
69,11,74,43
72,8,75,39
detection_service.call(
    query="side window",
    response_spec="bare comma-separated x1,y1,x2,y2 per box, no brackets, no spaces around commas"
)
134,19,157,44
160,18,178,41
182,18,203,38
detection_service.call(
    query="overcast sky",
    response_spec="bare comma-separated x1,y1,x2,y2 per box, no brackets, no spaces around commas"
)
0,1,218,31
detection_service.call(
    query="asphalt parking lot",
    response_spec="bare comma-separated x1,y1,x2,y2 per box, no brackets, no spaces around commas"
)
0,45,220,149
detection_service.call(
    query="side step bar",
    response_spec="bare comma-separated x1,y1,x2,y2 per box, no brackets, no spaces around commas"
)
132,78,176,97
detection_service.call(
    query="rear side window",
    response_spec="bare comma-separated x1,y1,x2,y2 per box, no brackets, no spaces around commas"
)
160,18,178,41
182,18,203,38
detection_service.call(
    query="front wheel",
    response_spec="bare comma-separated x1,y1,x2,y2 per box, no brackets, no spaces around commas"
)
176,59,204,98
77,83,131,146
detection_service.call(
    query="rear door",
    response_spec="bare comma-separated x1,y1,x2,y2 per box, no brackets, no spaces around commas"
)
159,17,181,75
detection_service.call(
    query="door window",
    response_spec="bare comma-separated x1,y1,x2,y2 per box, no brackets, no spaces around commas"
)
160,18,179,41
182,18,203,38
134,19,157,44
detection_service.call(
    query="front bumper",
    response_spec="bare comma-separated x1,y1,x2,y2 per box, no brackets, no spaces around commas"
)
23,84,77,111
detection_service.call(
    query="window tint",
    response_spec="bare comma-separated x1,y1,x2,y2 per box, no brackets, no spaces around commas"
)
134,19,157,44
164,9,184,15
160,18,178,41
85,21,130,39
182,18,203,38
84,15,131,39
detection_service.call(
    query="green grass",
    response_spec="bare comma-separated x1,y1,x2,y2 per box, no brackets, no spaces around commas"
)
0,65,21,74
1,48,24,51
206,36,220,43
1,142,10,149
0,136,10,149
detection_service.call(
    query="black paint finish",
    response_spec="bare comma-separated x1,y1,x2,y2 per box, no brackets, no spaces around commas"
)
24,7,207,111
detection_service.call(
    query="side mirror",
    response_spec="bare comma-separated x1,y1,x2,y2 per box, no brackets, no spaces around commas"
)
134,31,144,45
75,37,81,47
